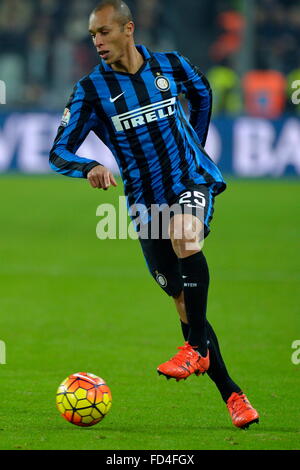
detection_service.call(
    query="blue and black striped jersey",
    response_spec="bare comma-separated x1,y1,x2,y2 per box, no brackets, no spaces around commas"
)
49,45,226,208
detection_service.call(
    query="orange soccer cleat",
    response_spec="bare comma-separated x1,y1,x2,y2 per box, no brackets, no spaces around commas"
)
226,392,259,429
157,342,210,381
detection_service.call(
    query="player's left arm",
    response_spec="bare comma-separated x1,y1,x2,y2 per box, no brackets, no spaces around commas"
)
175,53,212,147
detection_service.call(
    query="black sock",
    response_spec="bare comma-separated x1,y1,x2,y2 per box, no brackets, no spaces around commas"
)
206,321,241,402
180,320,241,403
179,251,209,356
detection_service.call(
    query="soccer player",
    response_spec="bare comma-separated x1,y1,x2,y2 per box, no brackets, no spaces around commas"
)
49,0,259,429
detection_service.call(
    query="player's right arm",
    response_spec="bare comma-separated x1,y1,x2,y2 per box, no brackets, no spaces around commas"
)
49,81,117,190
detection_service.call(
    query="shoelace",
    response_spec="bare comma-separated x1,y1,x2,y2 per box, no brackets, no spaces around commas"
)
169,343,197,366
228,394,251,414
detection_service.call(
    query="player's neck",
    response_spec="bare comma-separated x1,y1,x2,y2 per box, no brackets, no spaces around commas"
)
111,45,144,75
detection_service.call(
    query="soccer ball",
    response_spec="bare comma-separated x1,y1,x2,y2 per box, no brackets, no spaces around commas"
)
56,372,112,427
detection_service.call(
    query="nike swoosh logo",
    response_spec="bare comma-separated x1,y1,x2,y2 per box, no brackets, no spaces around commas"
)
110,92,125,103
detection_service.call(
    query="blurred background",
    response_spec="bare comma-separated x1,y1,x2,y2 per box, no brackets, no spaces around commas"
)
0,0,300,176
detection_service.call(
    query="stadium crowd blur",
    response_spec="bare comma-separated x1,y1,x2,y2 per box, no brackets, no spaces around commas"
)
0,0,299,116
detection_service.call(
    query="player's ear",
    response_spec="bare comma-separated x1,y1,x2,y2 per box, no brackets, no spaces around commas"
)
125,21,134,36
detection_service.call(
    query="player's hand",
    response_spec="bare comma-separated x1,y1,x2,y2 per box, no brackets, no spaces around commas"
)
87,165,118,190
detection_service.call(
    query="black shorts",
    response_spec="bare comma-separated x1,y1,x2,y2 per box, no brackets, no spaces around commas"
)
138,183,215,297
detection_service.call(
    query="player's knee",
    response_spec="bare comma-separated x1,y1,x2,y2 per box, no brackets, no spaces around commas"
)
169,214,202,241
170,223,201,258
174,241,201,258
170,214,204,257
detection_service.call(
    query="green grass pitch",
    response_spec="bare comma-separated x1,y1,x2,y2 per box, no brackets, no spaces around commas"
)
0,175,299,450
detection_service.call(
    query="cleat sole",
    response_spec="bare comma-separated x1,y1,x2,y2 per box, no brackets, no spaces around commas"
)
157,368,205,381
240,418,259,430
157,370,186,382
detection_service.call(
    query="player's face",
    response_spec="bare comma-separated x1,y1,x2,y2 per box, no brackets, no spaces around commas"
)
89,7,133,65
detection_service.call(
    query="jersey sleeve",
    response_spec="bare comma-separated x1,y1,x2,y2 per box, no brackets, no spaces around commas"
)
49,81,102,178
174,53,212,147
